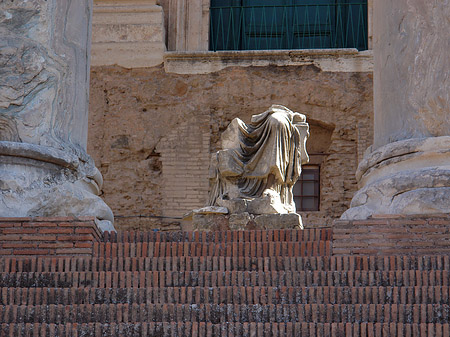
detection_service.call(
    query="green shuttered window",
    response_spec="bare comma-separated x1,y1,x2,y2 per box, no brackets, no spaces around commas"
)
210,0,368,51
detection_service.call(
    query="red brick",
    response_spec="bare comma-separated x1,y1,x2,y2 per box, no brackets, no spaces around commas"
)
1,228,37,234
0,234,21,241
0,217,30,222
21,235,57,241
2,243,36,249
0,223,18,228
74,226,96,233
0,249,13,255
74,242,93,248
58,222,78,227
39,228,73,234
38,242,75,249
23,222,58,227
55,248,93,255
13,249,50,255
58,235,94,241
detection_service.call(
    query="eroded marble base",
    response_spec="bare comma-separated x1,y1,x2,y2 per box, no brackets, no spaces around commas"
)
341,136,450,220
0,141,115,232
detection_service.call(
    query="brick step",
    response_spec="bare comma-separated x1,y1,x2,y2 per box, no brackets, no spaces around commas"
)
93,241,332,258
3,255,449,273
2,303,450,324
1,322,449,337
1,271,449,288
103,229,332,243
2,286,450,306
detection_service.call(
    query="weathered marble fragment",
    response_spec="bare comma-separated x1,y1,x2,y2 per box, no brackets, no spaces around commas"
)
0,0,114,229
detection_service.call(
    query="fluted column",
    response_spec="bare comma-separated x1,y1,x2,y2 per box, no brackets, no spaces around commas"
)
0,0,114,229
342,0,450,219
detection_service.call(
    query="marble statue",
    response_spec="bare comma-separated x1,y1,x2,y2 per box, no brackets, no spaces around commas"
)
208,104,309,218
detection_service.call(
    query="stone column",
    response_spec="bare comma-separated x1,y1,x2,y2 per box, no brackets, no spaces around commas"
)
342,0,450,219
0,0,114,228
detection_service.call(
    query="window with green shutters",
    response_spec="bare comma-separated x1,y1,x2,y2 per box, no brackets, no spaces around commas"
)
210,0,368,51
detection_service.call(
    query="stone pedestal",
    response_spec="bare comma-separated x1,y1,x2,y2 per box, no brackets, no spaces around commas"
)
342,0,450,219
183,206,303,231
0,0,114,228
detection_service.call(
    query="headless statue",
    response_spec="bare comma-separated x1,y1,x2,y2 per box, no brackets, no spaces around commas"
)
208,105,309,215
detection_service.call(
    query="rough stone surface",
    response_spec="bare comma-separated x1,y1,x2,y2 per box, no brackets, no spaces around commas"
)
189,212,302,231
373,0,450,149
91,0,166,68
193,206,228,215
88,64,373,229
228,212,253,230
191,214,229,231
165,50,374,74
0,0,113,224
254,213,303,230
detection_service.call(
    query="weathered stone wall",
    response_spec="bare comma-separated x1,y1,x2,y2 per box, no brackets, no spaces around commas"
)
88,65,373,230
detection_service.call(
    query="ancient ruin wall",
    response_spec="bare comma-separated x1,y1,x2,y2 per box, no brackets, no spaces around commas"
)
88,65,373,230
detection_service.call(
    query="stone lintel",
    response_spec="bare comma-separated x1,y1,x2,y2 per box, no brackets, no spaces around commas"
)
164,49,373,74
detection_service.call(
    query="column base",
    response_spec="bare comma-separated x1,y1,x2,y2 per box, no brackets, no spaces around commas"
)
342,136,450,220
0,141,114,230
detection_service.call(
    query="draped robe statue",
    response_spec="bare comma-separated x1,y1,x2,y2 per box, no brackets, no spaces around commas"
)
208,105,309,214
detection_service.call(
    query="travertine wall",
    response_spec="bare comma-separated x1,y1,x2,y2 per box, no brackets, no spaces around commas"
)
88,65,373,230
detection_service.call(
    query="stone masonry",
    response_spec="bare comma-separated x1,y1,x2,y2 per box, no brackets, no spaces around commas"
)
88,64,373,230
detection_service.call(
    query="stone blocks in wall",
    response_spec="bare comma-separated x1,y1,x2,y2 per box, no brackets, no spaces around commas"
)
92,0,165,68
88,65,373,229
183,207,303,231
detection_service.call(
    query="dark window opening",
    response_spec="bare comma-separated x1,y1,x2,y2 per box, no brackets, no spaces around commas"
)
210,0,368,51
293,165,320,211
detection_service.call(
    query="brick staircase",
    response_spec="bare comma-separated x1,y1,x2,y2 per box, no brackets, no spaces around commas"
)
1,227,450,336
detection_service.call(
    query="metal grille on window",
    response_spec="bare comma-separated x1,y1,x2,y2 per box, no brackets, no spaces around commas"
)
210,0,368,52
293,165,320,211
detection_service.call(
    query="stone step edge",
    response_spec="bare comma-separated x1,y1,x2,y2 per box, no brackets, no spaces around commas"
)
102,228,333,243
0,322,448,337
2,285,449,306
2,303,450,325
1,255,449,273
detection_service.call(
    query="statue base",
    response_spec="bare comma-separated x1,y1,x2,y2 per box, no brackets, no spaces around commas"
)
0,141,115,232
183,206,303,231
341,136,450,220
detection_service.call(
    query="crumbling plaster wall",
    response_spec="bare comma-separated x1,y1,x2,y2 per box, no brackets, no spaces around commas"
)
88,64,373,230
